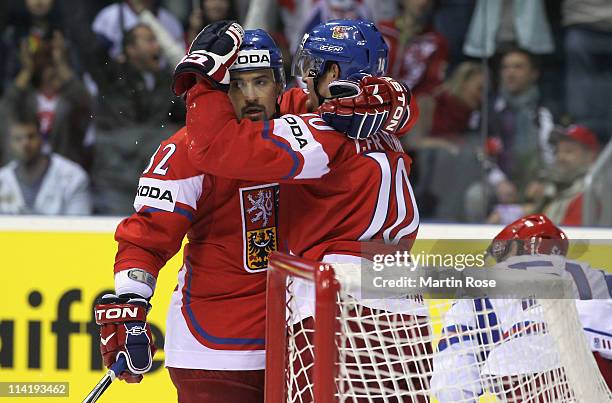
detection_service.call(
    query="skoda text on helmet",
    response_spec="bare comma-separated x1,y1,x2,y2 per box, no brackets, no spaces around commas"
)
487,214,570,263
229,29,286,88
292,19,389,81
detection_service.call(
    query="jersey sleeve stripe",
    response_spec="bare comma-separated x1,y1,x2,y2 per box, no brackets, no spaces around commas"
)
507,261,554,269
182,260,266,346
564,262,593,299
584,327,612,338
262,120,300,179
142,206,194,221
437,334,475,352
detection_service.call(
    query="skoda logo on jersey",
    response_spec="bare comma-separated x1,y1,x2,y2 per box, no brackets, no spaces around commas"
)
137,185,174,203
134,177,179,212
232,50,271,70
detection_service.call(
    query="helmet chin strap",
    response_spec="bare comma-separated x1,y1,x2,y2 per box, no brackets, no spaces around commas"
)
312,76,329,107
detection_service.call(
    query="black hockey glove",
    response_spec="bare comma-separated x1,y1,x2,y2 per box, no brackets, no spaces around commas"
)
173,20,244,96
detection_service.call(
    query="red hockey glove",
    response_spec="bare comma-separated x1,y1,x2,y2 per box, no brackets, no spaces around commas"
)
94,294,156,383
319,76,412,140
173,20,244,96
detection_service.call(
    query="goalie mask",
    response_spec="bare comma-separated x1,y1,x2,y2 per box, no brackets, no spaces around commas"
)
292,19,388,82
487,214,569,263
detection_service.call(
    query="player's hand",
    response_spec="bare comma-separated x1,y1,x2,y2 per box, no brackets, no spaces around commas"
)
319,76,412,140
94,294,156,383
173,20,244,96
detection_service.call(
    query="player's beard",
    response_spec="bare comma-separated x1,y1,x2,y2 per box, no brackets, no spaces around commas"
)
241,104,267,121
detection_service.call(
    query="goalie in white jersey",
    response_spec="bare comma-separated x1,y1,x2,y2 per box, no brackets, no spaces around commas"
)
431,214,612,402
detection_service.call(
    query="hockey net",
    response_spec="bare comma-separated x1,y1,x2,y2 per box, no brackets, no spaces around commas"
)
264,252,612,403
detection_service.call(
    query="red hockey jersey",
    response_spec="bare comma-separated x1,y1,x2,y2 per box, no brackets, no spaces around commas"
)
114,129,279,369
113,88,312,370
185,82,420,261
278,86,311,115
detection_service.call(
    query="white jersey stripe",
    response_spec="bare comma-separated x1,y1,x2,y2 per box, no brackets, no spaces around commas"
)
272,115,330,179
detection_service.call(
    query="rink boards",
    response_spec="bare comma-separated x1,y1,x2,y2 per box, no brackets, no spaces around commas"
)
0,217,610,402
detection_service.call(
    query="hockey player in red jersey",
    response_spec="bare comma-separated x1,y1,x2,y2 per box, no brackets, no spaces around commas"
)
92,25,404,402
174,19,420,261
173,19,428,401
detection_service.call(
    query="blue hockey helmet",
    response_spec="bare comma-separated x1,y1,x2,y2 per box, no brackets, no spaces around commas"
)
292,19,388,81
229,29,286,88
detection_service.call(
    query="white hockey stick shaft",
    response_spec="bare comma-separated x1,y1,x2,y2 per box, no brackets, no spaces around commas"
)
82,356,128,403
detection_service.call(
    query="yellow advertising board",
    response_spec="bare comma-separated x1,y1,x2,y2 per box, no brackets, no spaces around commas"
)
0,218,610,402
0,219,178,401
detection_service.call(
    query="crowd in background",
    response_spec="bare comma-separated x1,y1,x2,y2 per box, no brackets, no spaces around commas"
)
0,0,610,226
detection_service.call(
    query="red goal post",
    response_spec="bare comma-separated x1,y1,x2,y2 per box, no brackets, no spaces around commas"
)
264,252,612,403
265,252,340,403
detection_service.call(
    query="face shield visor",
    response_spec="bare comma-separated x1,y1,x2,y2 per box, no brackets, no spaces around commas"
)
292,47,326,79
228,68,278,97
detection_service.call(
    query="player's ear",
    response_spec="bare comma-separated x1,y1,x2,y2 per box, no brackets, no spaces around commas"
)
330,63,340,80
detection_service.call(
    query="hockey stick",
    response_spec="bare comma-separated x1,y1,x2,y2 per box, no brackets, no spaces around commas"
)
82,356,128,403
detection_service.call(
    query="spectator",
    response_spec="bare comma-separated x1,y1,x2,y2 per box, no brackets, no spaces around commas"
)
379,0,448,96
528,125,600,226
130,0,186,67
276,0,374,55
486,180,525,224
563,0,612,141
187,0,238,45
487,47,555,190
463,0,554,58
70,17,185,215
411,63,485,221
1,30,92,169
432,0,475,73
1,0,66,88
428,61,484,146
378,0,449,145
0,115,92,215
91,0,183,64
463,48,556,222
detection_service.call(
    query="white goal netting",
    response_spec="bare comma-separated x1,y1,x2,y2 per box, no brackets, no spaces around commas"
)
267,258,612,403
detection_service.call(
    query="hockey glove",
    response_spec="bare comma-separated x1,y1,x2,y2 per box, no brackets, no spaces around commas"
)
173,20,244,96
94,293,156,383
320,76,412,140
